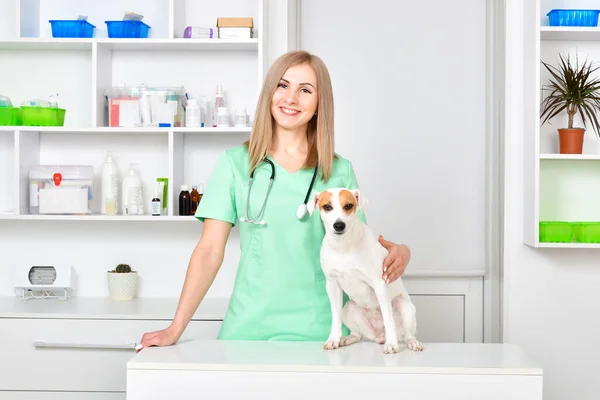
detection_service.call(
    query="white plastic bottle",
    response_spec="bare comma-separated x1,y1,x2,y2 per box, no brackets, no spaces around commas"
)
101,151,119,214
122,163,143,215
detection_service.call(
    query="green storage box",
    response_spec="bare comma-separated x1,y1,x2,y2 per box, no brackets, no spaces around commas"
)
575,222,600,243
539,221,575,242
0,107,22,126
20,106,65,126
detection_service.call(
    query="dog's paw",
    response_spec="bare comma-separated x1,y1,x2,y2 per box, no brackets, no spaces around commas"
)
407,339,423,352
375,332,386,344
323,338,341,350
383,341,399,354
340,334,361,347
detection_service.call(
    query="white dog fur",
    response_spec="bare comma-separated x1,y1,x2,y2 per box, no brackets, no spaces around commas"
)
307,187,423,354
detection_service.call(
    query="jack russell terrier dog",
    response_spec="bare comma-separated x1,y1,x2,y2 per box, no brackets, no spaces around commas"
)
307,188,423,354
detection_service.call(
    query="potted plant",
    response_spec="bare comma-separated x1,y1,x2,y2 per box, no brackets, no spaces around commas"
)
107,263,138,301
540,53,600,154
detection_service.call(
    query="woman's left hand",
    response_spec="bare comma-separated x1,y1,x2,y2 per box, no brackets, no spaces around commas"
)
378,235,411,284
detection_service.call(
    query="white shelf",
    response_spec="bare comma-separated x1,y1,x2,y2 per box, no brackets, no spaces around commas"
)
0,126,252,134
537,242,600,248
0,296,228,320
0,214,198,221
540,153,600,160
540,26,600,41
97,38,258,51
0,38,94,50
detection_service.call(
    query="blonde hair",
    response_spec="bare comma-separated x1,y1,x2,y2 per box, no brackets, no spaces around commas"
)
245,50,336,181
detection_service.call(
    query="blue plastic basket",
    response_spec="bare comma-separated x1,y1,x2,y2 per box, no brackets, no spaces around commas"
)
105,20,150,38
547,9,600,26
49,20,96,38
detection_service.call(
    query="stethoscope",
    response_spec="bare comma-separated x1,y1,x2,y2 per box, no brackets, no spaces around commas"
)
239,158,319,225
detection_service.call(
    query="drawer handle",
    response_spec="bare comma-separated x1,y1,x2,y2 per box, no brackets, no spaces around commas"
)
33,340,138,350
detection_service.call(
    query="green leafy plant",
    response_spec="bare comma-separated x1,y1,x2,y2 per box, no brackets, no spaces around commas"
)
540,53,600,138
111,263,132,273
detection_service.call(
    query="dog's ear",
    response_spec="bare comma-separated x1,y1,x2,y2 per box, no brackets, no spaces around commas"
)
307,191,321,216
352,189,368,212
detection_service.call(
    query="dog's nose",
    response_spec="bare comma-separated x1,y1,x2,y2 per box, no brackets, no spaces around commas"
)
333,221,346,232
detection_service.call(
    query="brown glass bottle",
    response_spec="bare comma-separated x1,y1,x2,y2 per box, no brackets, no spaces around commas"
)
190,185,200,215
179,185,191,216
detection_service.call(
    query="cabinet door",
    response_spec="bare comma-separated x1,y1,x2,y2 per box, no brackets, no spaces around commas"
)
0,319,221,392
410,295,465,343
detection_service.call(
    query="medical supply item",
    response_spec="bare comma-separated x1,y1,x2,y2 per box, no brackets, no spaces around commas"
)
101,151,120,215
122,163,143,215
216,17,253,39
49,18,96,38
190,185,200,214
105,86,186,127
179,185,191,215
14,264,76,300
157,178,168,211
185,97,201,127
235,108,247,127
184,26,215,38
151,184,161,216
217,107,229,127
240,159,319,225
200,96,208,127
105,193,117,216
29,165,94,215
212,85,226,127
547,9,600,26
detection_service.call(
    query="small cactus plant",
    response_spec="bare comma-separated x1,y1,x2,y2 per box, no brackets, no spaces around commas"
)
112,263,132,273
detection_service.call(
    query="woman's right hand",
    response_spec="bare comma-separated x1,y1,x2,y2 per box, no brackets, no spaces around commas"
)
137,325,181,352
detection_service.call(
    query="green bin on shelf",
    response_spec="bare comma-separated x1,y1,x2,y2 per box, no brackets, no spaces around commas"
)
539,221,575,242
20,106,66,126
574,222,600,243
0,107,22,126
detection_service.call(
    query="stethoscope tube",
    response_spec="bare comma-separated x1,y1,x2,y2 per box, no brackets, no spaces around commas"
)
240,158,318,224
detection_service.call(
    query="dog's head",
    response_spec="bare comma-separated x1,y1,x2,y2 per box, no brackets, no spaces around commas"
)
307,188,367,235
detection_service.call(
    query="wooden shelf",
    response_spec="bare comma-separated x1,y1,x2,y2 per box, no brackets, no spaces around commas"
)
540,26,600,41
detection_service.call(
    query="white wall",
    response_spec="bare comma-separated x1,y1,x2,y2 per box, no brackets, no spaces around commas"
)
299,0,488,273
504,1,600,399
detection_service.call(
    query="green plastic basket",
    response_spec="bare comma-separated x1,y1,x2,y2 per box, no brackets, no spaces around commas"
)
20,106,65,126
574,222,600,243
0,107,22,126
539,221,575,242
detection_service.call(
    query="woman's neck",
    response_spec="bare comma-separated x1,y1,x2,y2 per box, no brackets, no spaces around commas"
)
271,125,309,157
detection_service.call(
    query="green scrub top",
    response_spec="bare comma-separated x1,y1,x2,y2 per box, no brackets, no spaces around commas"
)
194,144,365,341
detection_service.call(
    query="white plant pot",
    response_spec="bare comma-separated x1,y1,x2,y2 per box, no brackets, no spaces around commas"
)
107,272,138,301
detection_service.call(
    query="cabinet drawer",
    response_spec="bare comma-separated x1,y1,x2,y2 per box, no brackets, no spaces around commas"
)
0,318,221,392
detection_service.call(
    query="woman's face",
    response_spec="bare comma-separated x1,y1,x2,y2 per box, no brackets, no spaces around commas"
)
270,62,318,132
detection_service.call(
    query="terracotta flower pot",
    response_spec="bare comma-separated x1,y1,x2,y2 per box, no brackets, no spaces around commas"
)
107,271,138,301
558,128,585,154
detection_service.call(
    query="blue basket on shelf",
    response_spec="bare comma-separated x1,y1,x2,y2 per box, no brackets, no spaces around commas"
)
547,9,600,26
49,20,96,38
105,20,151,38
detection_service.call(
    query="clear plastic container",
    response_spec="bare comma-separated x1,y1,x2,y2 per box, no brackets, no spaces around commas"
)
104,86,186,127
29,165,94,215
49,20,96,38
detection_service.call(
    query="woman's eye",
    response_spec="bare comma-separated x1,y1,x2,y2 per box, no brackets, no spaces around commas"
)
278,83,287,88
301,88,311,94
344,204,353,210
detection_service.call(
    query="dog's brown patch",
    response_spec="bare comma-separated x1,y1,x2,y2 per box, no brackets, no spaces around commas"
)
319,191,333,211
339,190,357,215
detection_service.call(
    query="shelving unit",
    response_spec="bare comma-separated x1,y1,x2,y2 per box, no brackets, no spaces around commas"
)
524,1,600,248
0,0,298,222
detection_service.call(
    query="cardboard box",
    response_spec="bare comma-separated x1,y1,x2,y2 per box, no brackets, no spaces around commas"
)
216,17,253,28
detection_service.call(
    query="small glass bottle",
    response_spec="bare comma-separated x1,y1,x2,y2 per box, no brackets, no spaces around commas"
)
179,185,191,216
151,186,161,216
190,185,200,215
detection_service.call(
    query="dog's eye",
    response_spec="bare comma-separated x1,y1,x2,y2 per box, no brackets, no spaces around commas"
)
323,204,332,211
344,203,354,210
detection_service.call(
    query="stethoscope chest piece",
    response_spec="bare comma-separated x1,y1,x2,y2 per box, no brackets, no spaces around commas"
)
296,203,308,220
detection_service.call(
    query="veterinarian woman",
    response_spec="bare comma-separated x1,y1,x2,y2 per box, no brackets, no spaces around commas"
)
138,50,411,348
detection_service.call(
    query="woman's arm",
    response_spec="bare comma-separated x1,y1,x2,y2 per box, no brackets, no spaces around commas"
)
139,218,232,349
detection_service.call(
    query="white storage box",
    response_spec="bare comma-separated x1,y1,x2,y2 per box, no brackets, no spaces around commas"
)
29,165,94,215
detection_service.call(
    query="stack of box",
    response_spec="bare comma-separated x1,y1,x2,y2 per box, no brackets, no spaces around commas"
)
217,17,253,39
